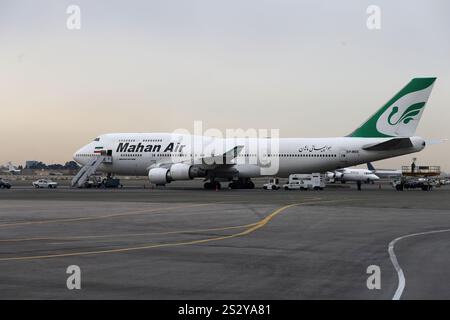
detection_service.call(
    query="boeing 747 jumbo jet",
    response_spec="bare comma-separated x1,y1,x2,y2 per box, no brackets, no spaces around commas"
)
73,78,436,189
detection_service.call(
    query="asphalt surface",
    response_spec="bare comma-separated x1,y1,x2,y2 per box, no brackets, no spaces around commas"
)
0,181,449,299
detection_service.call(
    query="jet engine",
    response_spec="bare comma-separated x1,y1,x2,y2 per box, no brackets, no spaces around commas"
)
327,171,343,179
326,172,335,179
169,163,194,180
148,164,207,185
148,168,171,185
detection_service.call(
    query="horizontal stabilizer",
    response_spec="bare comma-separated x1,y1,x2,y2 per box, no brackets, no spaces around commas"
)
362,138,413,151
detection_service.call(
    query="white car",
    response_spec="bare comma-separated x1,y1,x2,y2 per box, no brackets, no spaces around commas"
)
32,179,58,188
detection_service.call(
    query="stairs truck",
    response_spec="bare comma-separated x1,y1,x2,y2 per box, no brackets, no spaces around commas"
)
71,154,113,188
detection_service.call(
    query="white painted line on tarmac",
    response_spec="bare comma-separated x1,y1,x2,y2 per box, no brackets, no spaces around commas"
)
389,228,450,300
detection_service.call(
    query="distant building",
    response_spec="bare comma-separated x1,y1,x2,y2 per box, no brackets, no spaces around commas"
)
25,160,40,169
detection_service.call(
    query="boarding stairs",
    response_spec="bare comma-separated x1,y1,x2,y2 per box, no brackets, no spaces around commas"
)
71,155,112,187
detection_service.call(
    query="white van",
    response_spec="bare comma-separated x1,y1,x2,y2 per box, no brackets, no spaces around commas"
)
283,173,325,190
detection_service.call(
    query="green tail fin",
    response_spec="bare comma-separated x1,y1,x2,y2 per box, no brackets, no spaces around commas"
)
348,77,436,138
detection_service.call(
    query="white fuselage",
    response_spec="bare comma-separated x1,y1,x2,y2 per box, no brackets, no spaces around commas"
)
330,168,380,182
73,133,425,179
371,169,402,179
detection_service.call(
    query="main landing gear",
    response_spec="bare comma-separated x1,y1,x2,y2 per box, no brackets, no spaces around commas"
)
204,181,221,190
203,178,255,190
228,178,255,189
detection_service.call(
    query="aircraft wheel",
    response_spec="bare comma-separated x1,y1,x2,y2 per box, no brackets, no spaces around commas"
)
204,182,212,189
205,182,221,190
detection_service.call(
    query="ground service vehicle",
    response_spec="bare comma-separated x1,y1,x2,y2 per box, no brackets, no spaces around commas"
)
263,178,280,190
392,177,436,191
283,173,325,190
83,176,123,188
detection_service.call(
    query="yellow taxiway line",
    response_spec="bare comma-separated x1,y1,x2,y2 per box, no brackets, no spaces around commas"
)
0,198,362,262
0,222,260,243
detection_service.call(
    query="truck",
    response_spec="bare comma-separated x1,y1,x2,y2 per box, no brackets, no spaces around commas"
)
283,173,325,190
391,177,437,191
392,164,441,191
83,176,123,189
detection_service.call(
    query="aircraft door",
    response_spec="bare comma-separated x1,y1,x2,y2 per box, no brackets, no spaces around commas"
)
339,150,349,165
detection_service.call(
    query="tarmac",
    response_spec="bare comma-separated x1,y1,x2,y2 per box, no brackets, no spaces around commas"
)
0,180,449,299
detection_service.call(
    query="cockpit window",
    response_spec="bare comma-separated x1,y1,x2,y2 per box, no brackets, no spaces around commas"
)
93,137,100,141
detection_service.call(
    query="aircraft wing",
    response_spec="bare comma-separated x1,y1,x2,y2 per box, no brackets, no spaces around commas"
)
148,145,244,170
199,145,244,167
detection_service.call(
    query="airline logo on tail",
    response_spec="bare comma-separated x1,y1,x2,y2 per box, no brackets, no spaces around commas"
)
349,78,436,138
387,103,424,125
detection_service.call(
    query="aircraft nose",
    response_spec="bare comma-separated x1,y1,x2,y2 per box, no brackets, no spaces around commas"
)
73,146,87,164
73,149,81,163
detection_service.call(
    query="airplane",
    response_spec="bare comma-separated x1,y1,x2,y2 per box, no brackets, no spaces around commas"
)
1,162,21,175
326,168,380,183
73,77,436,189
366,162,402,179
326,161,402,183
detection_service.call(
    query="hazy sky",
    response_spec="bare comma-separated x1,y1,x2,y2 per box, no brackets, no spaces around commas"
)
1,0,449,170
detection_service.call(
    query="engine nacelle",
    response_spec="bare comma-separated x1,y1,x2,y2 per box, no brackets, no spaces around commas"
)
234,164,261,178
170,163,194,180
326,171,335,179
169,163,207,180
148,168,171,185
